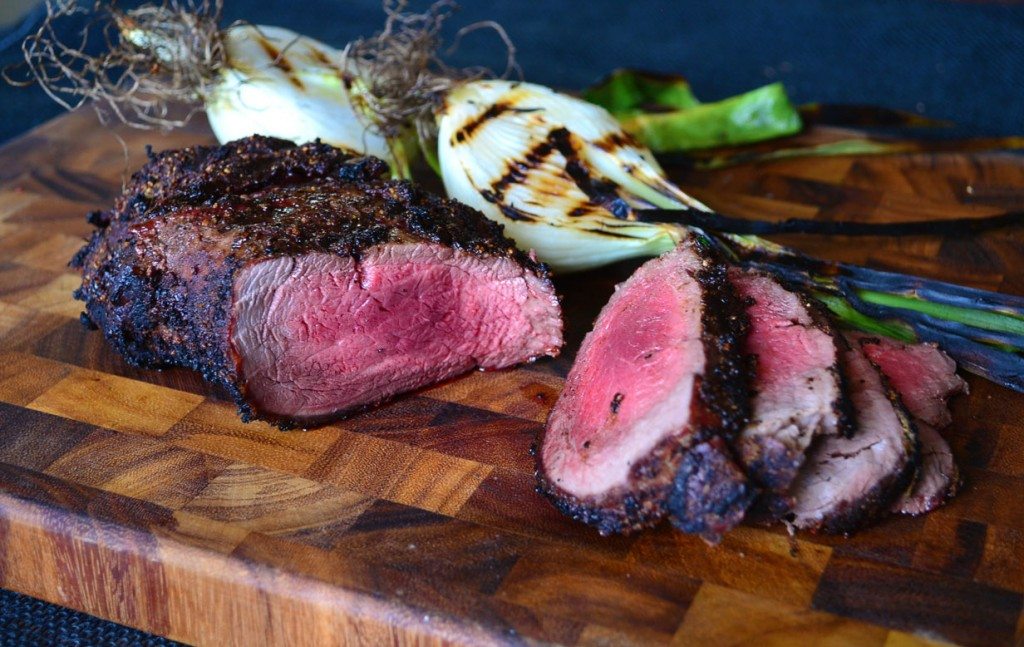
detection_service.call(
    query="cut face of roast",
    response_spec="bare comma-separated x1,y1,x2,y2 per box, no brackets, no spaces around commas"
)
854,335,968,429
233,245,562,422
784,341,918,534
537,240,749,536
728,269,849,494
73,136,563,427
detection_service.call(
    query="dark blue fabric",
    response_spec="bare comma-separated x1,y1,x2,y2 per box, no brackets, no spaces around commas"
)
1,0,1022,143
0,588,182,646
0,0,1022,642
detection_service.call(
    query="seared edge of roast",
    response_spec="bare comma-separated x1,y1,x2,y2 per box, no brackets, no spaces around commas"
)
668,437,758,541
664,251,753,539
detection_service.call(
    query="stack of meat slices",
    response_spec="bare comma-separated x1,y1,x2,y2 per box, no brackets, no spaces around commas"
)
536,239,968,541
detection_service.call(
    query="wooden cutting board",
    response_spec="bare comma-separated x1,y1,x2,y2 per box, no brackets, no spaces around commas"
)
0,109,1022,647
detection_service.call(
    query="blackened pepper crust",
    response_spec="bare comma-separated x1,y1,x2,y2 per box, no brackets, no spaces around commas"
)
665,246,755,537
73,136,554,428
669,437,759,542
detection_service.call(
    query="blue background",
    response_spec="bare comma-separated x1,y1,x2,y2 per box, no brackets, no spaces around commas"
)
1,0,1023,143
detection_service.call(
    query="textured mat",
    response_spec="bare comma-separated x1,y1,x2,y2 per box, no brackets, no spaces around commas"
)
0,589,182,646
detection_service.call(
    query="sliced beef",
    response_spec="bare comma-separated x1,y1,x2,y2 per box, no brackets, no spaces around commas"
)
892,422,959,515
854,335,968,428
783,340,919,534
850,334,966,515
536,239,750,537
74,136,563,427
728,269,851,494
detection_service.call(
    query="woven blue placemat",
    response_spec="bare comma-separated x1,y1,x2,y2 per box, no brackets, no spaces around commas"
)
0,589,182,646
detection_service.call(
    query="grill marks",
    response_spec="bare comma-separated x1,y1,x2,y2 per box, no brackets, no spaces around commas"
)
547,128,632,220
453,102,542,144
592,130,642,154
453,96,636,224
256,36,304,90
477,127,632,223
454,103,508,143
478,137,558,223
307,45,353,89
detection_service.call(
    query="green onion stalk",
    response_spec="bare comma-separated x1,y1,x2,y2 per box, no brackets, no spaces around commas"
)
584,69,1024,169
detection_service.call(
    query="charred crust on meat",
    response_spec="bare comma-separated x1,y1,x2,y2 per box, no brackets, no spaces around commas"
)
669,438,759,542
665,245,755,534
534,436,693,536
740,434,805,493
691,244,752,441
72,136,555,428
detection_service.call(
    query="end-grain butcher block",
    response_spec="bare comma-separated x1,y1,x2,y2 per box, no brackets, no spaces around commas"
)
73,136,563,428
536,239,752,538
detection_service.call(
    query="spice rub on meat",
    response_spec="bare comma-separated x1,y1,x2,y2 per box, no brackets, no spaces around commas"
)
73,136,563,427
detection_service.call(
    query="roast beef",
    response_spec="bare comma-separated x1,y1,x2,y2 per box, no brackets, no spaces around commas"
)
536,239,751,537
855,335,968,428
893,422,958,516
782,340,919,534
73,136,563,427
728,269,851,495
851,334,966,515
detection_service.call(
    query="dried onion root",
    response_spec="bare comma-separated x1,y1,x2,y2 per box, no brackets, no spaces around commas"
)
3,0,224,130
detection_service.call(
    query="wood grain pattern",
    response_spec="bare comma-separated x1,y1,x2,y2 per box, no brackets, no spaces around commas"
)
0,108,1022,646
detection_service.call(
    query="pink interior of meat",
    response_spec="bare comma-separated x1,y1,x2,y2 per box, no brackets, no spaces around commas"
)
734,271,842,438
739,274,833,387
543,249,704,499
855,336,967,429
230,244,561,420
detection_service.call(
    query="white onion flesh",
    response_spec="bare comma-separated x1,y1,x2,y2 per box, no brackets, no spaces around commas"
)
436,80,708,273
